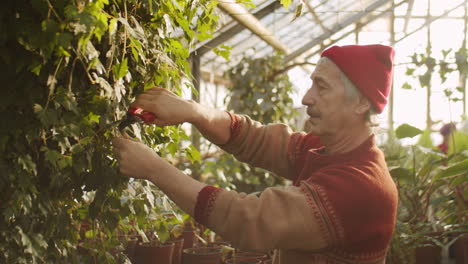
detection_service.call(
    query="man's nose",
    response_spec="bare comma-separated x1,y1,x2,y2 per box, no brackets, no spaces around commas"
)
302,88,315,106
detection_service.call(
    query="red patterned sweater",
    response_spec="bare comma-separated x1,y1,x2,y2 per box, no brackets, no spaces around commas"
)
194,113,398,264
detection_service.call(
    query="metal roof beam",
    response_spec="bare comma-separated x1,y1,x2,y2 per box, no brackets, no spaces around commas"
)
403,0,415,33
196,0,282,56
302,0,330,33
284,0,392,63
217,0,290,53
303,0,408,60
396,1,465,43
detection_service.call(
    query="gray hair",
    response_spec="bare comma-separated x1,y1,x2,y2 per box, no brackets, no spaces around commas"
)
340,72,378,125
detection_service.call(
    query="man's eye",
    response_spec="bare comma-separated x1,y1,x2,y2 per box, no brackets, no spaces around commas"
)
318,85,326,94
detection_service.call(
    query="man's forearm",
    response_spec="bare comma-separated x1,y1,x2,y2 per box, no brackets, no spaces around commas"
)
148,160,206,216
189,103,232,145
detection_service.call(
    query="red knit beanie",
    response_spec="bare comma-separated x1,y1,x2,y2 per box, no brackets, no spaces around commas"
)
321,44,395,113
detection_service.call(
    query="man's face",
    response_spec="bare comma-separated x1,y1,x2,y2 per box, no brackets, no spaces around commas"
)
301,58,359,136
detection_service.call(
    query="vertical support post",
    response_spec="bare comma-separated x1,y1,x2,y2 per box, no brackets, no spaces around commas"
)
190,53,201,180
355,22,361,44
462,0,467,116
425,0,432,130
388,0,396,135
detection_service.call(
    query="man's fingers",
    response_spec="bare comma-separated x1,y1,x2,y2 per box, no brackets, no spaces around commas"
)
122,132,138,141
112,136,133,151
137,93,158,100
146,87,165,93
152,119,171,126
112,137,124,147
130,98,154,111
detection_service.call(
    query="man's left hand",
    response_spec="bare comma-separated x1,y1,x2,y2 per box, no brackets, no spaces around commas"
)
112,135,162,180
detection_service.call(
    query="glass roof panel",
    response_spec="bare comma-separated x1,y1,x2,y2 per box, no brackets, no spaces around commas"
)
201,0,394,72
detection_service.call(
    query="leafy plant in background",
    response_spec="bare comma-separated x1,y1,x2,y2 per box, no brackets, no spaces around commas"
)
226,53,298,125
384,123,468,264
202,53,299,193
392,43,468,260
403,47,436,130
0,0,221,262
403,47,466,129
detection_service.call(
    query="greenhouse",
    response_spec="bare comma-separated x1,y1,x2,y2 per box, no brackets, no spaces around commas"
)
1,0,467,263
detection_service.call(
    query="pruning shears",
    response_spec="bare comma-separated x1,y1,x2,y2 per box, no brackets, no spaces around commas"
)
114,107,157,132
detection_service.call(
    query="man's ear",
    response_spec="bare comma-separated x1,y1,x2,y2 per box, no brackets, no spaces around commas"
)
355,97,371,114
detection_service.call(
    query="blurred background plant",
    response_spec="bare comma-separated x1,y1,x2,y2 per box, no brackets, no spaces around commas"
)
384,123,467,264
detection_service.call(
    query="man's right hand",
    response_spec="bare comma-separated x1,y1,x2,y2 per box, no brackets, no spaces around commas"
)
131,87,197,127
132,87,232,145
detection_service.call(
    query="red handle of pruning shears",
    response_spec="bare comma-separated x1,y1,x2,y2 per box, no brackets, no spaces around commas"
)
128,107,157,123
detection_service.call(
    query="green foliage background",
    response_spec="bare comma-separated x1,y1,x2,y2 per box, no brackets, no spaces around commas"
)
204,54,298,192
384,124,468,263
0,0,219,262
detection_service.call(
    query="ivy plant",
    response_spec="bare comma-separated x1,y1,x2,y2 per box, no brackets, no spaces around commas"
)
0,0,221,262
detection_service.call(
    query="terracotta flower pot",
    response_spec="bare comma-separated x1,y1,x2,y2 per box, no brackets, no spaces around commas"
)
209,241,231,248
124,236,139,262
415,245,441,264
235,251,268,261
454,233,468,264
182,247,222,264
134,241,174,264
181,230,196,249
168,238,184,264
414,232,443,264
224,257,263,264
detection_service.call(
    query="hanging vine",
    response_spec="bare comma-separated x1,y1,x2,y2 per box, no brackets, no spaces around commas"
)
0,0,221,262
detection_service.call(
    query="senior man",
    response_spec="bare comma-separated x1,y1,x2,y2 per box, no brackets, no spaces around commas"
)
112,44,398,263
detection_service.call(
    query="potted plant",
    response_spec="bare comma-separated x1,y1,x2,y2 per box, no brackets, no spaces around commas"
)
182,246,223,264
432,156,468,263
134,240,175,264
384,125,447,263
385,124,468,263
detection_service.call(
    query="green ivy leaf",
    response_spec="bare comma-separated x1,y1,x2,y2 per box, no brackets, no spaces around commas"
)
85,229,98,239
34,104,59,127
395,123,423,139
113,58,129,80
16,226,41,256
64,4,79,20
33,234,48,250
237,0,256,9
196,23,214,41
167,142,178,156
17,155,38,176
3,0,223,261
213,45,231,61
291,3,303,22
402,82,412,90
405,68,415,76
44,148,62,166
185,145,201,164
280,0,292,9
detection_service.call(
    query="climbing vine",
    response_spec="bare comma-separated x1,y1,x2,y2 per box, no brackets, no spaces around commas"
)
0,0,220,262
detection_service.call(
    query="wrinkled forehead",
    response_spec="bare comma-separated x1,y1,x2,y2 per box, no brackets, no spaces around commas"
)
310,57,343,81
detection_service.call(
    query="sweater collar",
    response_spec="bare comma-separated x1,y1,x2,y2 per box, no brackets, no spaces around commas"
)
307,134,376,171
